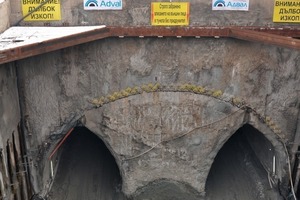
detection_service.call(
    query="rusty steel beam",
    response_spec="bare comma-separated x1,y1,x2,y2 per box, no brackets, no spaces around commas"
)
234,26,300,37
107,26,300,38
229,27,300,50
0,26,299,65
107,26,230,37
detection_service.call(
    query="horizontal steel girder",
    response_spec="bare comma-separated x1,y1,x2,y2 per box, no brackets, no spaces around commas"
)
0,26,299,65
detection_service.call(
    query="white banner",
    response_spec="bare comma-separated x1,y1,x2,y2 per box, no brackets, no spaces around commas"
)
212,0,249,11
84,0,122,10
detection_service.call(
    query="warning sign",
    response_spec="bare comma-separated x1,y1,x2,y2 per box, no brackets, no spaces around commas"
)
21,0,61,21
151,2,190,26
273,0,300,23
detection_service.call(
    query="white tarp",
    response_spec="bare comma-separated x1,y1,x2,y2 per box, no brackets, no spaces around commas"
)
0,25,106,51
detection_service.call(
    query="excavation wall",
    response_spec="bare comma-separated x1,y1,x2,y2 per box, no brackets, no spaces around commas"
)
0,64,20,157
15,37,300,198
1,0,300,199
0,63,29,199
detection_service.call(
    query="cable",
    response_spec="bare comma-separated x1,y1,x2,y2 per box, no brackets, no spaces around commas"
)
124,108,243,161
90,83,296,198
283,141,297,200
14,0,52,26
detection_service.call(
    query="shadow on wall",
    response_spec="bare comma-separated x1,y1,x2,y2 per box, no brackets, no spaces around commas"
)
47,127,126,200
205,124,284,200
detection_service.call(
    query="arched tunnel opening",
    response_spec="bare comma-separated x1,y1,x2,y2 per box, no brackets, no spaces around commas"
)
47,127,126,200
205,124,283,200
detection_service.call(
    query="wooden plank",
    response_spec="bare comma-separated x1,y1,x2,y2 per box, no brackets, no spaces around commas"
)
13,132,28,200
7,140,21,200
17,124,32,199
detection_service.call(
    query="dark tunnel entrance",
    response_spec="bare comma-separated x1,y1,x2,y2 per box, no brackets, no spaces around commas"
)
48,127,126,200
205,124,283,200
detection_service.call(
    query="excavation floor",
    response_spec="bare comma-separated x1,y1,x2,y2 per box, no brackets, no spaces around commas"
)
205,129,283,200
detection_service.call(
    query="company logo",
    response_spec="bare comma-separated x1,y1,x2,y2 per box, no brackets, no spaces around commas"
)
212,0,249,11
213,0,226,7
85,0,98,7
99,0,121,8
84,0,122,10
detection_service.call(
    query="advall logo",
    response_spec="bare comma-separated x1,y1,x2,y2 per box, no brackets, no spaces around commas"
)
99,0,122,8
212,0,249,11
213,0,226,7
84,0,122,10
85,0,98,7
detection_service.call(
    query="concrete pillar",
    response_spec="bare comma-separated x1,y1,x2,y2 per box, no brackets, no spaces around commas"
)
0,0,10,33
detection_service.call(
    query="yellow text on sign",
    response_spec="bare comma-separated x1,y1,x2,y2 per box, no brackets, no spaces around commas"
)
151,2,190,26
273,0,300,23
22,0,61,21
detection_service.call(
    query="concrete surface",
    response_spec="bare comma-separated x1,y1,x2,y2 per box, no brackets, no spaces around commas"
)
14,37,299,198
0,0,10,33
0,63,20,151
0,0,299,199
0,63,20,155
10,0,277,27
0,63,21,199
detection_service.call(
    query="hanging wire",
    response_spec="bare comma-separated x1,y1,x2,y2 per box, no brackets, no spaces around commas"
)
124,108,243,161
